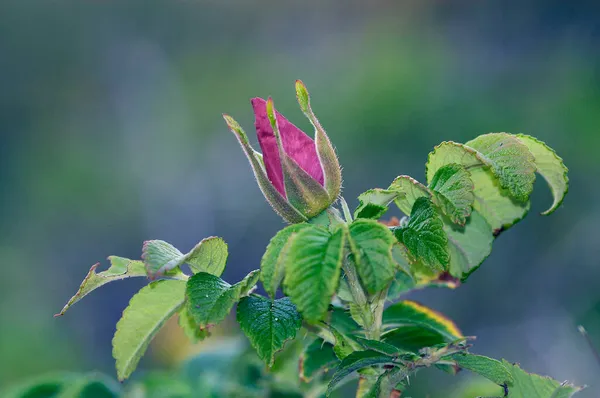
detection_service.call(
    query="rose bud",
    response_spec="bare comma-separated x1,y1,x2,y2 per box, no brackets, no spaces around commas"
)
223,81,341,223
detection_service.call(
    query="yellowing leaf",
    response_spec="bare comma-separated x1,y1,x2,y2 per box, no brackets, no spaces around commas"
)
55,256,148,317
382,300,462,341
185,236,228,276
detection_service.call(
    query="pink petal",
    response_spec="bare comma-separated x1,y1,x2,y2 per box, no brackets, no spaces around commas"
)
252,98,324,197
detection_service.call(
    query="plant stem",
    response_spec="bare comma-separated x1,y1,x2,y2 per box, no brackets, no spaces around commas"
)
368,286,388,341
342,260,372,331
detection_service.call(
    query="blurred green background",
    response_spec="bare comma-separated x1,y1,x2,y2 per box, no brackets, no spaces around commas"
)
1,0,599,396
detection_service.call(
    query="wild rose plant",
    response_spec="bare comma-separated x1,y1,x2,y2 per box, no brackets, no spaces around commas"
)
52,81,581,397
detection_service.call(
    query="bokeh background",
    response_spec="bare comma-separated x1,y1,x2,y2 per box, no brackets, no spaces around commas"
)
1,1,600,396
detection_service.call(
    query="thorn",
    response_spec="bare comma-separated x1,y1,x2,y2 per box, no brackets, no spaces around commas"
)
578,325,600,369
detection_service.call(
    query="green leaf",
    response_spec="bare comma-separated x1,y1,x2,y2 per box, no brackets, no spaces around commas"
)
354,337,406,356
329,306,361,334
466,133,536,202
299,338,340,382
386,269,417,301
186,270,259,329
382,300,463,341
516,134,569,215
501,360,584,398
388,175,430,215
354,189,400,219
55,256,148,317
326,351,397,396
328,324,360,360
113,279,186,381
178,306,210,343
393,197,449,272
284,226,345,323
236,295,302,366
57,374,120,398
348,219,397,294
185,236,228,276
426,141,529,233
1,373,120,398
261,224,312,298
381,326,446,353
142,240,186,278
445,209,494,279
429,163,474,225
449,353,513,386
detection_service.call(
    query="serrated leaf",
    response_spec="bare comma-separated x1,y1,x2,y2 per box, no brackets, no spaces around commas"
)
449,353,513,386
326,351,397,396
392,244,460,291
236,295,302,366
516,134,569,215
382,300,462,341
300,338,340,382
388,175,430,216
113,280,186,381
354,189,400,220
178,306,210,343
445,209,493,279
185,237,228,276
501,360,584,398
261,223,312,298
466,133,536,202
186,270,259,330
426,141,529,233
429,163,474,225
55,256,148,317
393,197,449,272
284,226,345,323
348,219,397,294
142,240,186,278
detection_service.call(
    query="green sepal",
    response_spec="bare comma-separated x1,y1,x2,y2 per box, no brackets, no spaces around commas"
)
266,98,332,219
223,114,306,223
296,80,342,200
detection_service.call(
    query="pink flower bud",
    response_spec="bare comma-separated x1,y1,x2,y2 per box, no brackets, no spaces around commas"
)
224,82,342,223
